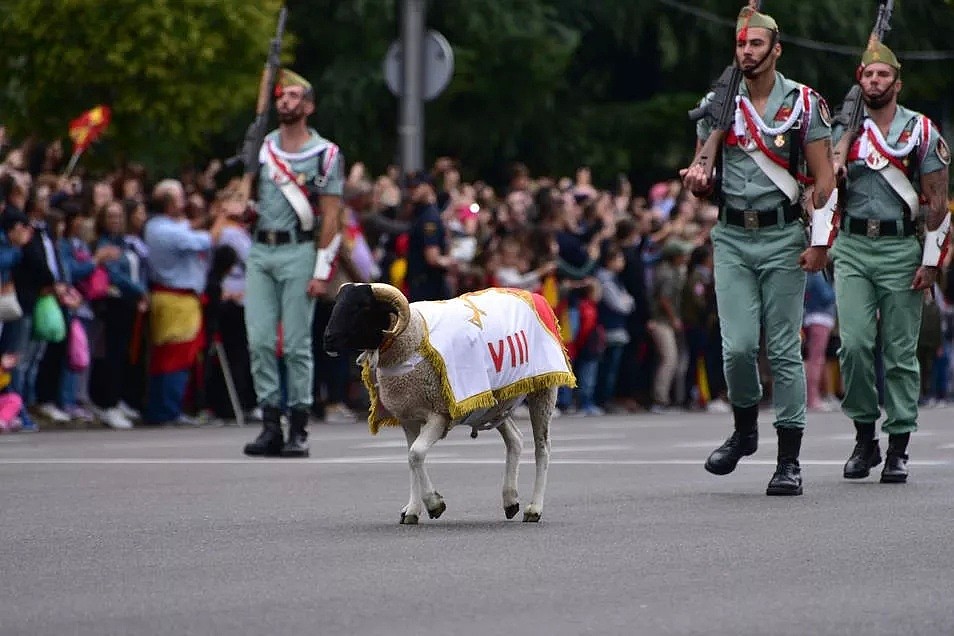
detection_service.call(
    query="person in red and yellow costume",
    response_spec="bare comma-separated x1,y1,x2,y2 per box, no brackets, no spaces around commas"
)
142,179,211,425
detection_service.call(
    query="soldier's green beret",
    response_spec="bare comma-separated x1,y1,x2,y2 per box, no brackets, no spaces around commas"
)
736,7,778,36
861,42,901,71
278,69,313,93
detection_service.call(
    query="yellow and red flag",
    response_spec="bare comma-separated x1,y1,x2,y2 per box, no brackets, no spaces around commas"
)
68,105,111,153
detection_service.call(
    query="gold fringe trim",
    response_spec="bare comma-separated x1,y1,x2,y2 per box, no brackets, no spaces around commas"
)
361,358,399,435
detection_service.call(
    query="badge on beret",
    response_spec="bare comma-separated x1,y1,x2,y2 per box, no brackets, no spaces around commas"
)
817,98,832,127
423,222,438,236
937,137,951,166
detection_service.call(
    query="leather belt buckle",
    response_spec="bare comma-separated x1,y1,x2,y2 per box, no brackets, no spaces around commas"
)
743,210,759,230
266,230,278,246
866,219,880,238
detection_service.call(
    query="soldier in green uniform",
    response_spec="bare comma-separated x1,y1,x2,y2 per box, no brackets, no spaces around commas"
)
242,69,345,458
681,8,837,496
831,43,951,484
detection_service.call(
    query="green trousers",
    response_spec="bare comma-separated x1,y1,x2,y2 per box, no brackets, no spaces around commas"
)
831,232,921,434
711,221,807,429
245,241,316,410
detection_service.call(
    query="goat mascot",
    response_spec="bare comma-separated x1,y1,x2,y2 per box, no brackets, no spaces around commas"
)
324,283,576,524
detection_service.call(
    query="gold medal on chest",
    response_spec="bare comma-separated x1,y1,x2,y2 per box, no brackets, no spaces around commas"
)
296,173,307,186
865,150,888,171
773,134,785,148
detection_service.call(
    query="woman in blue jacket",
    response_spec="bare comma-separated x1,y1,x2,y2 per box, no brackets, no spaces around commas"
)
90,200,148,429
0,208,32,338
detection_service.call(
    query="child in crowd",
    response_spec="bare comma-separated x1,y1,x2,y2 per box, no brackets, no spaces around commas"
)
0,352,22,432
572,278,605,416
594,244,635,411
493,236,556,291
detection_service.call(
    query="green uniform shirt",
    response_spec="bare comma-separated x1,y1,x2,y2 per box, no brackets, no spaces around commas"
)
696,72,831,212
833,106,949,221
256,128,345,232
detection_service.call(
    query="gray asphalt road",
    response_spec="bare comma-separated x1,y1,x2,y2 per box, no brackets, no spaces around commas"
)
2,406,953,636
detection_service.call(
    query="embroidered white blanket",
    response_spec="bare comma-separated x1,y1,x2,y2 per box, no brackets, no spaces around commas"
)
414,289,574,419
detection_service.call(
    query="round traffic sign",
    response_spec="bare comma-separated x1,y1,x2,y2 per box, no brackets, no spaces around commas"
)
384,30,455,101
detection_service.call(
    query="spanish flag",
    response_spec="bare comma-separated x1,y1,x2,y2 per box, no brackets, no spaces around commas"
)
68,105,111,153
695,356,711,408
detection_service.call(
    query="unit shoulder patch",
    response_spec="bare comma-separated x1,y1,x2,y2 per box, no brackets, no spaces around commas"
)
817,97,832,128
937,136,951,166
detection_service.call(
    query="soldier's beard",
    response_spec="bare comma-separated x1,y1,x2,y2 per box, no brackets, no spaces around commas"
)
863,86,895,110
740,54,772,79
278,110,306,125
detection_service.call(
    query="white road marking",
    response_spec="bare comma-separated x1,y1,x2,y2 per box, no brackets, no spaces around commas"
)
0,458,948,466
548,445,634,453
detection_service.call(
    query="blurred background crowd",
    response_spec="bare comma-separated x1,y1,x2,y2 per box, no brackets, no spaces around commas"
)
1,135,952,434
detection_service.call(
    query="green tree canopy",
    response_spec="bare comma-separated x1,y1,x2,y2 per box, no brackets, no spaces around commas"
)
2,0,951,189
0,0,285,171
289,0,954,190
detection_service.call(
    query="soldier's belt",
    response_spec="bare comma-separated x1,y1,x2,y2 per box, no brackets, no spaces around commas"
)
253,228,315,246
721,206,799,230
840,216,914,239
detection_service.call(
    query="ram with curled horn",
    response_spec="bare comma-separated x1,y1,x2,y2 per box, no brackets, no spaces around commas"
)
324,283,576,524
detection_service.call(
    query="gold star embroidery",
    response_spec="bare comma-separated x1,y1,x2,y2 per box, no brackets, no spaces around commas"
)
460,296,487,329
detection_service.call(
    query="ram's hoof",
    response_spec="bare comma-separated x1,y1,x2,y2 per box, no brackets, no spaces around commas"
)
504,503,520,519
400,512,419,525
426,500,446,519
522,510,541,523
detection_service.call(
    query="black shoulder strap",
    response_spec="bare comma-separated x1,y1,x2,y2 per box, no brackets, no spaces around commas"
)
788,127,802,181
788,89,805,181
314,148,329,183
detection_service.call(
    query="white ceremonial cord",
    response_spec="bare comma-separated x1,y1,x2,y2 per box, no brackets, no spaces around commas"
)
733,95,805,138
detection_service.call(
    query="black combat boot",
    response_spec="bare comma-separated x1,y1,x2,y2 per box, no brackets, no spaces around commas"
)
880,432,910,484
281,408,310,458
766,428,803,496
705,404,759,475
843,421,882,479
243,406,284,457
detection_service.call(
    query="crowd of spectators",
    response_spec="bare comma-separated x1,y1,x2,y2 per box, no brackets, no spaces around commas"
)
0,133,951,434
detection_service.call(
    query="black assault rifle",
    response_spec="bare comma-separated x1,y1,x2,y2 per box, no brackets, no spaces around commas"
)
228,6,288,201
687,0,764,179
831,0,895,172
